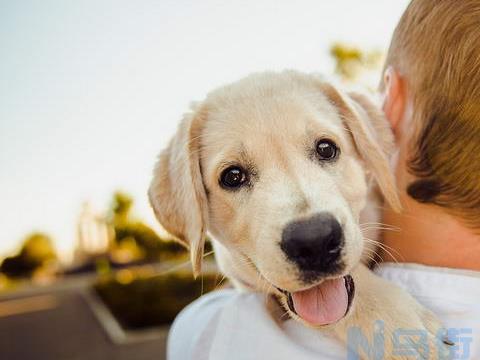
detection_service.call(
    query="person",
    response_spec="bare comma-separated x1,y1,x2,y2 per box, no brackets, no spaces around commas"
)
167,0,480,358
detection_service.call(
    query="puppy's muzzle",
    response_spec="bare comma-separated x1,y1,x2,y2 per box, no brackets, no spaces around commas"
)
280,212,344,281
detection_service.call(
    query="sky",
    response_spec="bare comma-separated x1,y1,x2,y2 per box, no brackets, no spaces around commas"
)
0,0,410,260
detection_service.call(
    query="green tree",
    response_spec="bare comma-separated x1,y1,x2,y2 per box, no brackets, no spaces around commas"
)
0,232,57,278
111,191,133,224
330,42,383,83
109,191,186,261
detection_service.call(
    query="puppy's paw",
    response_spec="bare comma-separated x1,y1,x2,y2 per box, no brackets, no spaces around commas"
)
333,266,453,359
381,291,453,359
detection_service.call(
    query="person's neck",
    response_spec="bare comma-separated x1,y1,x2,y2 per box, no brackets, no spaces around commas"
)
381,194,480,271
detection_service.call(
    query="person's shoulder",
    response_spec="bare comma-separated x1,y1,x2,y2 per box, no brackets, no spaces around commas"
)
178,288,240,320
173,288,242,331
167,288,347,360
374,262,480,302
167,288,245,360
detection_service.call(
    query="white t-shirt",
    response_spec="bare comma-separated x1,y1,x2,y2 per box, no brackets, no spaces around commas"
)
167,263,480,360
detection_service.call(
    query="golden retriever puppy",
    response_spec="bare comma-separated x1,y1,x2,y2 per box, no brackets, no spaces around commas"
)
149,71,450,359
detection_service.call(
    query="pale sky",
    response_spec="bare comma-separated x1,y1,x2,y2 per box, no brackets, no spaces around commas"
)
0,0,409,259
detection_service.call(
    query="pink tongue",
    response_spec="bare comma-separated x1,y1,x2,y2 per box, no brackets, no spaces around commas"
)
291,277,348,326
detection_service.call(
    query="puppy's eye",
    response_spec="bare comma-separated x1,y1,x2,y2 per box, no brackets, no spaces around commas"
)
316,139,339,161
220,166,248,189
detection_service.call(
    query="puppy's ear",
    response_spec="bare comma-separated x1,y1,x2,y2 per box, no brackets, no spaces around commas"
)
321,83,402,212
148,106,208,277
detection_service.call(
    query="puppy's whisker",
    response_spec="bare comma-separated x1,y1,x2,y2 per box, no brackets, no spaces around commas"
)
360,221,396,226
146,249,216,278
361,226,401,233
214,274,228,291
360,225,400,233
363,237,403,263
280,308,291,320
360,221,400,229
364,253,381,268
360,222,401,232
363,238,401,256
360,225,400,231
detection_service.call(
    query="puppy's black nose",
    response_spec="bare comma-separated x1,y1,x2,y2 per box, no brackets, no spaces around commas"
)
280,212,344,275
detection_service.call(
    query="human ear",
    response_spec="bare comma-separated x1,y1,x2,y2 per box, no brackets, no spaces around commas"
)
382,66,406,140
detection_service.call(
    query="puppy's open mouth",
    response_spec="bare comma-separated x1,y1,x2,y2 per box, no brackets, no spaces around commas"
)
279,275,355,326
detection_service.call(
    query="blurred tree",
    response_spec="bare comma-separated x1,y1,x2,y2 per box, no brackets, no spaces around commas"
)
111,191,133,225
330,42,383,84
108,191,187,261
0,232,57,278
0,273,14,291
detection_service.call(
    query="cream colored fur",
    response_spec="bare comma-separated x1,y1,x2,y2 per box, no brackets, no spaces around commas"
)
149,71,449,359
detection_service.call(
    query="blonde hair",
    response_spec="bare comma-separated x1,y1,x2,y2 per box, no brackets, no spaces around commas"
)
383,0,480,228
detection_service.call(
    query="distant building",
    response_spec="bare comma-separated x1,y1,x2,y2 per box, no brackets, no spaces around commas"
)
73,202,113,264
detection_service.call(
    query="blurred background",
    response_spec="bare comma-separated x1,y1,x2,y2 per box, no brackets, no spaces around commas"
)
0,1,409,359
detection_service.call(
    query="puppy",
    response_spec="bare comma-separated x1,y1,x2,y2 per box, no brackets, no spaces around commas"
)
149,71,449,359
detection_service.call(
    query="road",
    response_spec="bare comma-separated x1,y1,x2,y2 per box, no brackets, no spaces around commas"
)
0,275,169,360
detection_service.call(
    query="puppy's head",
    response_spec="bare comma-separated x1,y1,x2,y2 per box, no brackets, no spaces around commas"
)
149,71,400,327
